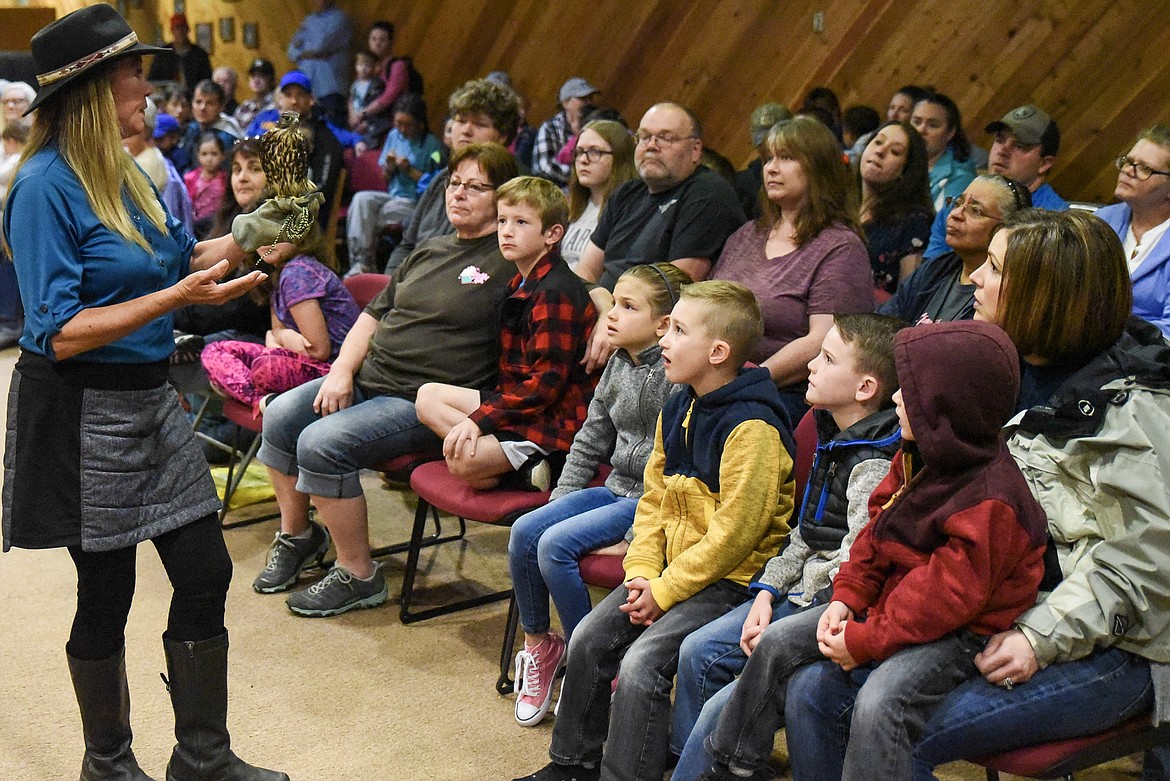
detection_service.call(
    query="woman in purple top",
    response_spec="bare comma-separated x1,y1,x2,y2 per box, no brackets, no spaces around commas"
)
202,235,361,411
712,116,873,423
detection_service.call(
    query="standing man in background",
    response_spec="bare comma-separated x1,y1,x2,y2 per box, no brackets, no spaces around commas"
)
287,0,353,127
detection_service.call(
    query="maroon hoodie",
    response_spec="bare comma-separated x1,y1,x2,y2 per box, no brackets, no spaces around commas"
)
833,320,1048,665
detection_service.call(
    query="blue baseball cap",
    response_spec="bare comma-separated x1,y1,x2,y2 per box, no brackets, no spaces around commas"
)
279,70,312,93
153,112,181,139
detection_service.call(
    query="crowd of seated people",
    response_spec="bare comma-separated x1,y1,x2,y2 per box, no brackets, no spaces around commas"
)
6,9,1170,781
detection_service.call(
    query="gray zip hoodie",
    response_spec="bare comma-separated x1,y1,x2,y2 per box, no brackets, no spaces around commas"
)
551,344,679,501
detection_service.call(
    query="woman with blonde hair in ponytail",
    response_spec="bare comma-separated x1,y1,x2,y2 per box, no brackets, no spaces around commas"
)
2,6,288,780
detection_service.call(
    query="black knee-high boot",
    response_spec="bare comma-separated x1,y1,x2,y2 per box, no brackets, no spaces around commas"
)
162,633,289,781
67,647,157,781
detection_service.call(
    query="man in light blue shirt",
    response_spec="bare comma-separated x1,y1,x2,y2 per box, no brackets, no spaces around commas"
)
287,0,352,127
924,104,1068,259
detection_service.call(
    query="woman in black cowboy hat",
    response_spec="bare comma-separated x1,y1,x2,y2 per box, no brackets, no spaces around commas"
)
1,5,288,781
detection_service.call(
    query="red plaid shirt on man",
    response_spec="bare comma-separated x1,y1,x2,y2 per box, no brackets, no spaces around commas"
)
468,252,597,453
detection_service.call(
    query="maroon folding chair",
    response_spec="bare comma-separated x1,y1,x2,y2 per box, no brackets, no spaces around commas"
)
972,714,1170,779
399,460,553,626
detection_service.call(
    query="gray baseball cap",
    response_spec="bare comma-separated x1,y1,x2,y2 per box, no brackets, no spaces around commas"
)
559,77,600,102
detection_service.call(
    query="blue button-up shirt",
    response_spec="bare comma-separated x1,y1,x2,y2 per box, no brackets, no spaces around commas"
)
3,148,195,363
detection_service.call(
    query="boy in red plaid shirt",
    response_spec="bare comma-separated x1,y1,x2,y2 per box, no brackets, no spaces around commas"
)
416,176,597,489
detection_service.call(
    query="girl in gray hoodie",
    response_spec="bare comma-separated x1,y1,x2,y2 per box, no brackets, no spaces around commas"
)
508,262,690,727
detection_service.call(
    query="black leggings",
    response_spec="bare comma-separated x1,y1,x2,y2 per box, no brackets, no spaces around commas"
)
66,513,233,661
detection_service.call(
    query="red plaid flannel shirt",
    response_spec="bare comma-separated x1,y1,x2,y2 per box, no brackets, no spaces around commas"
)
468,253,597,453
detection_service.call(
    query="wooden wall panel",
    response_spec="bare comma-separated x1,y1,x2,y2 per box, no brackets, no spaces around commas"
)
5,0,1170,202
0,8,56,50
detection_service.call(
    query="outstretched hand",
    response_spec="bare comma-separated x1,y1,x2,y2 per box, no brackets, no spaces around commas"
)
177,260,265,306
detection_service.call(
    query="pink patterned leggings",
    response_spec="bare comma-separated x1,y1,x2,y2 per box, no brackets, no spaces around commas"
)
201,341,332,408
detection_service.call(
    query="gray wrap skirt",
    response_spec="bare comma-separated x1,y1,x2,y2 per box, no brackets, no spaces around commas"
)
2,352,221,552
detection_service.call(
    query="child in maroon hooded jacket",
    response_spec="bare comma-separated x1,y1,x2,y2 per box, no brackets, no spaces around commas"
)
692,320,1049,781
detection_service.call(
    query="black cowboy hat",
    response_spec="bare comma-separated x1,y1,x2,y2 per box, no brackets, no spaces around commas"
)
25,3,167,115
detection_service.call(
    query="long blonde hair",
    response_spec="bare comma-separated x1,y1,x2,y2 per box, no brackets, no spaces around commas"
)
15,60,166,251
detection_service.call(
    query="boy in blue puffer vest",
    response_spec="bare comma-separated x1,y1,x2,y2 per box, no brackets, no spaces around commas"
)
670,312,906,780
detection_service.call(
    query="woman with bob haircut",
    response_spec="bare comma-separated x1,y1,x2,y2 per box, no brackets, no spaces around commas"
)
856,120,934,292
900,208,1170,778
562,119,636,270
2,6,287,780
712,115,873,423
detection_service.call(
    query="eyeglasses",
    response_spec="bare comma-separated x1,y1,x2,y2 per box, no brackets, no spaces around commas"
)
633,131,696,147
945,195,1002,222
574,147,614,163
1115,155,1170,181
2,98,29,106
446,178,495,194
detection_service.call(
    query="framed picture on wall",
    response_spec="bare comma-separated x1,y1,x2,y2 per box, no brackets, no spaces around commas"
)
219,18,235,43
195,22,213,55
242,22,259,50
173,0,185,14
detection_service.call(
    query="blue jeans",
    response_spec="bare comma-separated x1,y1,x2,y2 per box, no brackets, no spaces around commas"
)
672,678,740,781
783,629,984,781
548,579,749,781
911,647,1154,780
671,597,800,757
706,604,983,781
257,377,440,498
509,487,637,641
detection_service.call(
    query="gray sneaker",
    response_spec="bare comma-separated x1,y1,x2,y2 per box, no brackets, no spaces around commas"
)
285,563,388,617
252,521,331,594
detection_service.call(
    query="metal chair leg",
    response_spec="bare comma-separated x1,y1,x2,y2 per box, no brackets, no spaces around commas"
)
218,424,276,529
496,593,520,695
368,504,462,559
398,498,510,624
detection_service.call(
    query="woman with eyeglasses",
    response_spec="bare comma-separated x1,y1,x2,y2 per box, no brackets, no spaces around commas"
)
878,174,1030,325
561,119,636,270
711,116,873,424
254,142,520,618
909,208,1170,779
1095,125,1170,337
